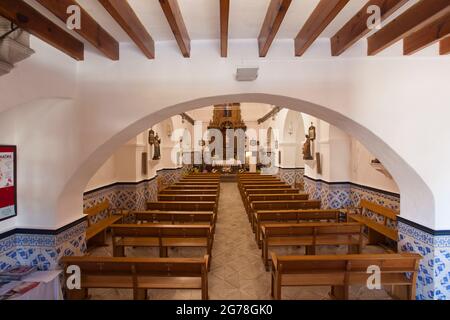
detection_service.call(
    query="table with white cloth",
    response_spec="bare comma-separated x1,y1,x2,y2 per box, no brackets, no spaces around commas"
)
8,270,63,300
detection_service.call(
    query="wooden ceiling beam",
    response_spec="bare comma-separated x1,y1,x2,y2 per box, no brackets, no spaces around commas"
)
295,0,350,57
440,36,450,54
403,13,450,55
258,0,292,57
99,0,155,59
331,0,409,56
0,0,83,60
159,0,191,58
368,0,450,55
35,0,119,60
220,0,229,57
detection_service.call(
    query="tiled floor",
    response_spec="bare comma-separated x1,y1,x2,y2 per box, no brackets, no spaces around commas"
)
89,182,393,300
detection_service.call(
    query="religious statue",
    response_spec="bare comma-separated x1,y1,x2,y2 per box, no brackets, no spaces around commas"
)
303,135,313,160
153,133,161,160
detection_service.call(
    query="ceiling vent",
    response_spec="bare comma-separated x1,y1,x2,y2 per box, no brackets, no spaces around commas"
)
236,67,259,81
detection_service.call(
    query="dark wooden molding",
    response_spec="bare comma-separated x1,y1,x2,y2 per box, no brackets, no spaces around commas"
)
258,0,292,57
36,0,119,60
295,0,349,56
257,106,282,124
159,0,191,58
404,13,450,55
220,0,230,57
331,0,408,56
180,113,195,125
368,0,450,55
0,0,84,60
99,0,155,59
440,36,450,54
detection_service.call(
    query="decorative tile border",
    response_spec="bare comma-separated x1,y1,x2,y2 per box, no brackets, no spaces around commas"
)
0,218,87,272
277,167,304,187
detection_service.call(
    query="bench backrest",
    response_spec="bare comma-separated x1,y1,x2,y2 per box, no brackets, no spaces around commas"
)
252,200,321,211
176,181,218,185
84,200,111,226
263,222,362,237
245,188,300,195
248,194,308,202
273,253,421,275
158,194,218,202
111,224,212,238
61,256,208,279
256,210,342,223
133,211,214,224
167,185,218,189
360,199,398,222
146,201,216,212
242,185,291,190
159,189,218,195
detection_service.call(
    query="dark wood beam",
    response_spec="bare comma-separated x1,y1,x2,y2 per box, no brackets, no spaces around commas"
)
159,0,191,58
98,0,154,59
404,13,450,55
257,106,281,125
368,0,450,56
220,0,229,57
258,0,292,57
295,0,350,56
0,0,83,60
440,36,450,54
180,113,195,126
331,0,409,56
35,0,118,60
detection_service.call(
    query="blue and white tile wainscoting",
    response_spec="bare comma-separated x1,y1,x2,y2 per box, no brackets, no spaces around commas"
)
398,218,450,300
277,167,305,187
0,217,87,272
83,167,183,211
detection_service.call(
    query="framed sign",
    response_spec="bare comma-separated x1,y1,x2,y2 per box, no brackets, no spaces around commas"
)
0,145,17,222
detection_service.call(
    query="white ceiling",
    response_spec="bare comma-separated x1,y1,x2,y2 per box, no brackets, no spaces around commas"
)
69,0,415,43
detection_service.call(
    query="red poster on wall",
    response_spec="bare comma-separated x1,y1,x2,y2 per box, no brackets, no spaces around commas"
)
0,146,17,222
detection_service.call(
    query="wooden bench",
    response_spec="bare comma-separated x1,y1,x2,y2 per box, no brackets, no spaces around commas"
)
111,224,213,262
85,201,124,246
254,209,344,244
147,201,217,213
158,194,218,202
239,184,291,200
244,193,309,217
159,189,218,195
167,185,219,190
270,253,421,300
261,222,364,269
347,199,398,246
250,200,321,225
61,255,209,300
176,181,219,186
133,211,216,227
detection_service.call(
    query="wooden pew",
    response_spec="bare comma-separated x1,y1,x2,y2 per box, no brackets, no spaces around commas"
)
261,222,364,269
133,210,216,227
239,184,291,200
159,189,218,195
158,194,218,202
249,200,321,225
61,255,209,300
147,201,217,213
270,253,421,300
176,181,219,186
245,188,301,195
180,179,220,183
85,201,124,246
111,224,213,261
254,209,343,245
244,193,309,217
347,199,398,246
166,185,218,190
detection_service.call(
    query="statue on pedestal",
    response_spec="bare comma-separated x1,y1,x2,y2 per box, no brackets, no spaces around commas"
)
303,135,314,160
153,133,161,160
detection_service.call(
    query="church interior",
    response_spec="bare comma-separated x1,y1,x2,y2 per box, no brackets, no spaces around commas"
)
0,0,449,302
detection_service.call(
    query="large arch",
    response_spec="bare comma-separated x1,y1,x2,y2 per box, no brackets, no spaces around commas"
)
57,93,434,229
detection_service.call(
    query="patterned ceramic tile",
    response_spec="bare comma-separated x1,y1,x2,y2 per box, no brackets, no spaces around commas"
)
277,168,304,187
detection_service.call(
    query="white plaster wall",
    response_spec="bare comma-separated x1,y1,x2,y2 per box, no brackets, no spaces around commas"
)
1,38,449,231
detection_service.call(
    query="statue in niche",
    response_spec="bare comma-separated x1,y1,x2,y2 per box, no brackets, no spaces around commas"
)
302,135,314,160
148,129,161,160
153,133,161,160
